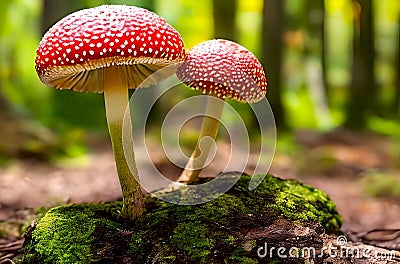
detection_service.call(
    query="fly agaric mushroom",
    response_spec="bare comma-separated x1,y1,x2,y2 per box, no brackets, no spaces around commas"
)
35,5,185,220
176,39,267,183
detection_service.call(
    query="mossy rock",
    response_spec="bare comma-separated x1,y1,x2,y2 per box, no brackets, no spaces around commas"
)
19,174,342,264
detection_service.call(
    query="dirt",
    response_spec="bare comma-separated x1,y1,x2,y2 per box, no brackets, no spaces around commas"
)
0,129,400,262
0,142,122,220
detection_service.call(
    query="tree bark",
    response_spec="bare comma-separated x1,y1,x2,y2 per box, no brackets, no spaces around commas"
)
394,15,400,116
304,0,327,95
41,0,84,33
212,0,238,41
344,0,376,130
320,1,327,96
303,0,332,129
262,0,287,129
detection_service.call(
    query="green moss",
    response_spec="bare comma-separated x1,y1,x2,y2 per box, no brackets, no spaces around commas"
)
253,174,343,232
223,235,236,245
129,230,146,254
229,255,258,264
228,246,259,264
22,203,123,264
171,222,212,263
20,174,342,263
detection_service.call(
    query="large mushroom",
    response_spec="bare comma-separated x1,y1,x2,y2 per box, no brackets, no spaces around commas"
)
176,39,267,183
35,5,185,220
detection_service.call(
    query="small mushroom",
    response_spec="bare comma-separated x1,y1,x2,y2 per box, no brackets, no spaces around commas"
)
35,5,185,219
176,39,267,183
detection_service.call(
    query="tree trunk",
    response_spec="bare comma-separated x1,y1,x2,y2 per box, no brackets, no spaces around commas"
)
261,0,287,130
304,0,327,92
344,0,376,130
212,0,238,41
320,1,327,96
41,0,84,32
394,15,400,116
303,0,332,129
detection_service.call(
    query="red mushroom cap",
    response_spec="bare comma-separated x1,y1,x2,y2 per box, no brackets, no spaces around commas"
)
35,5,185,92
177,39,267,103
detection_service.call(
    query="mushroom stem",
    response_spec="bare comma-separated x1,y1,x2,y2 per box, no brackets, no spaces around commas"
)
178,95,225,183
103,66,145,220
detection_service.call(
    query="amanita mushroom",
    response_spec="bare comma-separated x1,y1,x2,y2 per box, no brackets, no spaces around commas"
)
176,39,267,183
35,5,185,219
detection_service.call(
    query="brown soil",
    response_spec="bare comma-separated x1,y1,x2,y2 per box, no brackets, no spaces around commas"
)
0,129,400,262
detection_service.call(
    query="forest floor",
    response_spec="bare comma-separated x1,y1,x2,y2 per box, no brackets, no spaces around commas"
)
0,129,399,262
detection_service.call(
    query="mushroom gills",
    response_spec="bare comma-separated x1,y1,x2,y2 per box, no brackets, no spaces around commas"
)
40,63,180,92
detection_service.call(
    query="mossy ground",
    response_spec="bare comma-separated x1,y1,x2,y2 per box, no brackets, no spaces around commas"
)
19,174,342,264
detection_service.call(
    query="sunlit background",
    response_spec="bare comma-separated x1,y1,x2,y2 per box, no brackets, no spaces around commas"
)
1,0,399,141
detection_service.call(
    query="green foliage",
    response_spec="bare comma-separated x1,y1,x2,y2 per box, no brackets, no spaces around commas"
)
284,86,320,129
50,91,108,132
1,0,399,151
362,171,400,198
368,116,400,138
156,0,213,48
0,0,49,119
89,0,155,10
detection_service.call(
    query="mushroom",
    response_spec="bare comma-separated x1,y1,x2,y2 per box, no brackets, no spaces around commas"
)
35,5,185,220
176,39,267,183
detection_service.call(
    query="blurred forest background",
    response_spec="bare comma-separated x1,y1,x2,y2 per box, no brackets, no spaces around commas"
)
0,0,399,159
0,0,400,235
